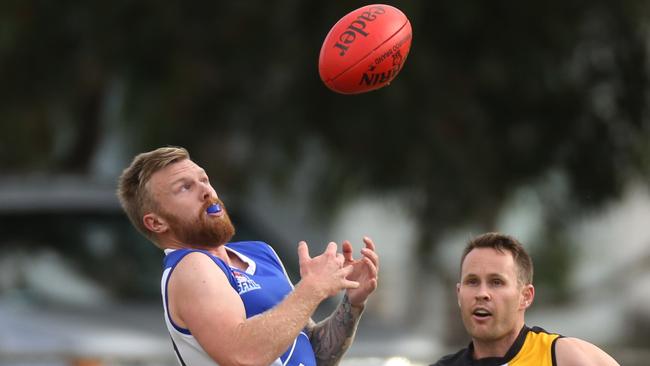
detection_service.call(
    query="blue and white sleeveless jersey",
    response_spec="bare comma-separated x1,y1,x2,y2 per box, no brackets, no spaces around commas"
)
161,241,316,366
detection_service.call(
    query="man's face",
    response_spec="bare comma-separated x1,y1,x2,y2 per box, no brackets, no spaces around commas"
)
146,159,235,247
457,248,531,343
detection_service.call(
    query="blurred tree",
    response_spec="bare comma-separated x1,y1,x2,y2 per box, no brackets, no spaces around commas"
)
1,0,649,334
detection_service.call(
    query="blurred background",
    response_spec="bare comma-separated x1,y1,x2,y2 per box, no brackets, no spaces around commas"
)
1,0,650,365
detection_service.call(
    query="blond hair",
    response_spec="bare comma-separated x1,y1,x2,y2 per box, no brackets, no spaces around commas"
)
117,147,190,243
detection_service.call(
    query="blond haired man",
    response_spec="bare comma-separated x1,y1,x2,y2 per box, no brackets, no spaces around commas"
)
117,146,379,366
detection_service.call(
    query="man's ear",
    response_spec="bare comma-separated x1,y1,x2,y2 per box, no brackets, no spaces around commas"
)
143,213,168,234
521,284,535,309
456,283,461,307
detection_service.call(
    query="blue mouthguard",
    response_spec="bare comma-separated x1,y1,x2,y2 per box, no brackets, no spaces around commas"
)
207,203,222,214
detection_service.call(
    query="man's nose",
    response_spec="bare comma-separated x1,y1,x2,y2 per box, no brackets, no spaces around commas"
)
200,182,213,201
475,284,491,301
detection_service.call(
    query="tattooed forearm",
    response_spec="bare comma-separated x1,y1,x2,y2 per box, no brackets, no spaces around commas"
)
309,295,364,366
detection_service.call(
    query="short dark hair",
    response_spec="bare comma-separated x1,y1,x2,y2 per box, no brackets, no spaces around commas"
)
460,232,534,285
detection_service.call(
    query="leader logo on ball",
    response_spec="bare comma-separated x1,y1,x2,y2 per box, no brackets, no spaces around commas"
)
319,4,413,94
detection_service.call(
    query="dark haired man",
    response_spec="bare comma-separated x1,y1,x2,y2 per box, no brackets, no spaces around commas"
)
431,232,619,365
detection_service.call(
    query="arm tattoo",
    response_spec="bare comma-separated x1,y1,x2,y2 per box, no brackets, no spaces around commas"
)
309,294,363,366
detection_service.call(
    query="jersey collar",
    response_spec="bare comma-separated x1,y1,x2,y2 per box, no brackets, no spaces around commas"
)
162,246,257,275
225,245,257,275
464,325,530,365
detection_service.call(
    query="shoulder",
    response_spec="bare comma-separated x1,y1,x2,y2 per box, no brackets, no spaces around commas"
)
165,248,230,273
430,348,469,366
555,337,620,366
167,251,242,309
528,325,560,336
526,326,562,346
172,251,230,280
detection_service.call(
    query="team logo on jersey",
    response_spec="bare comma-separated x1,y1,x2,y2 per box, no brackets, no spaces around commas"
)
232,270,262,294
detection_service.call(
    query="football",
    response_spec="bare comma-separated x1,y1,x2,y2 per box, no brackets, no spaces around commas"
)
318,4,412,94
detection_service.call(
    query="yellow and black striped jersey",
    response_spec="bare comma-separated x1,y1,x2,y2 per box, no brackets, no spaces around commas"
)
431,326,563,366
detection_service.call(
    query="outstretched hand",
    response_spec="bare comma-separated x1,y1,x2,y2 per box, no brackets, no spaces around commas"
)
297,241,360,301
342,236,379,307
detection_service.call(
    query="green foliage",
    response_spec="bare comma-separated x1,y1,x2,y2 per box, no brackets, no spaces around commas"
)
1,0,649,297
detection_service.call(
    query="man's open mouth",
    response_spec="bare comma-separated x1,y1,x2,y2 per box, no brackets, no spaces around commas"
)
472,308,492,318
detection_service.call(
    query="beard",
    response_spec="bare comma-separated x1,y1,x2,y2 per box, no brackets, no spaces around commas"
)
161,199,236,248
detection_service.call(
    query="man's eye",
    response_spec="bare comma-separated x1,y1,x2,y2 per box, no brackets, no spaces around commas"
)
466,279,478,286
492,279,503,286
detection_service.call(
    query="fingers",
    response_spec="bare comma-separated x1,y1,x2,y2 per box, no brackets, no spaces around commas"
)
340,263,355,276
340,265,360,288
325,241,338,256
363,236,376,251
299,242,361,298
336,253,345,266
362,256,379,279
342,240,353,262
360,248,379,270
297,241,310,266
343,237,374,261
324,242,345,267
361,236,379,270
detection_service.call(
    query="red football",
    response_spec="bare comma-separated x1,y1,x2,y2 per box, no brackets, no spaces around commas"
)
319,4,412,94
